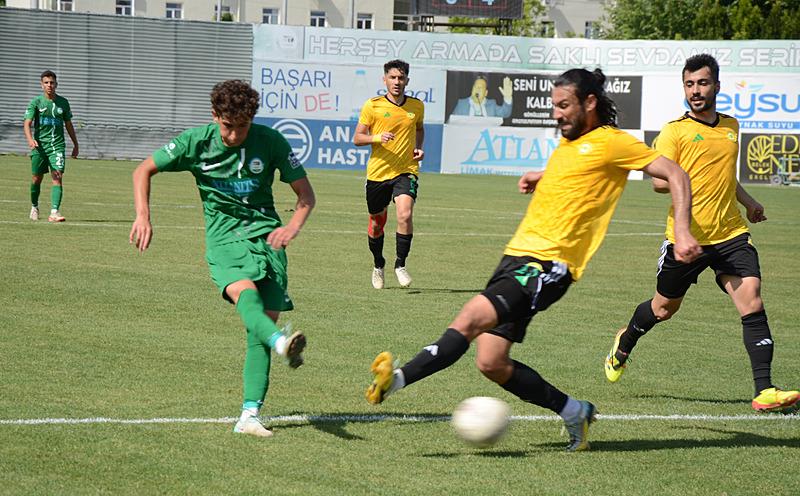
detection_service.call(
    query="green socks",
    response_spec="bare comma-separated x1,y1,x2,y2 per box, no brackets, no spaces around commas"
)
51,185,63,211
31,183,41,207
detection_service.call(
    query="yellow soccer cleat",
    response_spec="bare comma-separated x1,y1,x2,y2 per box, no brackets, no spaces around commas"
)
752,387,800,413
365,351,395,405
604,327,629,383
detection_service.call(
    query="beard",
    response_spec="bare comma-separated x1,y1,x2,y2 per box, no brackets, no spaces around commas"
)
558,111,586,140
687,95,715,113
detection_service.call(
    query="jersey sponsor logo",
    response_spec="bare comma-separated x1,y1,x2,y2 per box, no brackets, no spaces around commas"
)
248,157,265,174
693,133,704,142
383,111,391,118
39,107,48,112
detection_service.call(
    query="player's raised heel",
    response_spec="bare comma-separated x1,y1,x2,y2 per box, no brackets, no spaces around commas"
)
604,327,629,383
752,387,800,413
564,400,597,452
283,330,306,369
366,351,395,405
233,415,273,438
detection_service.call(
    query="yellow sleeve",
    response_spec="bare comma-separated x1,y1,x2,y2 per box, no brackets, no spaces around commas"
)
606,130,662,171
417,101,425,126
653,124,679,162
358,99,373,127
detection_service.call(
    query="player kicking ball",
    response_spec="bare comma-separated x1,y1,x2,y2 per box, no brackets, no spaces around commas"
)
130,80,315,437
366,68,701,451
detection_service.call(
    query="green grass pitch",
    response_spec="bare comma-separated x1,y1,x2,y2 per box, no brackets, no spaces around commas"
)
1,155,798,495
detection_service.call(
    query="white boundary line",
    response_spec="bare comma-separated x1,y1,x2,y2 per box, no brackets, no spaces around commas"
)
1,413,797,426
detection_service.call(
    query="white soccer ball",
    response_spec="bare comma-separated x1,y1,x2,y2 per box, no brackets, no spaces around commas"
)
451,396,511,448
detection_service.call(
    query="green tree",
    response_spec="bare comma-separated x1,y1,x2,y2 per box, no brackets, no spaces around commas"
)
448,0,547,37
602,0,800,39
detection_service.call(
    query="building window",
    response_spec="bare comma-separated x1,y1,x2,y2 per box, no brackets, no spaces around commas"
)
166,3,183,19
58,0,74,11
356,13,373,29
214,4,233,21
262,8,279,24
584,20,600,39
310,10,326,27
539,20,555,37
116,0,132,16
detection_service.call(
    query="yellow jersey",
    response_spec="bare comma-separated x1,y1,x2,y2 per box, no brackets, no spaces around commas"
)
359,95,424,182
505,126,660,281
655,113,747,245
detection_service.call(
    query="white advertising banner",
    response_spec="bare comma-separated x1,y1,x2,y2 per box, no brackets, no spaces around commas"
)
642,74,800,133
252,60,446,123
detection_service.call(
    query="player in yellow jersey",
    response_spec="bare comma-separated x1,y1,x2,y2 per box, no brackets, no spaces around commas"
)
354,60,424,289
604,54,799,413
365,68,701,451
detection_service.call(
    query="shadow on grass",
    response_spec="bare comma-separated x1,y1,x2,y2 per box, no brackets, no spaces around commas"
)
403,288,483,295
272,411,450,441
422,426,800,457
633,393,745,405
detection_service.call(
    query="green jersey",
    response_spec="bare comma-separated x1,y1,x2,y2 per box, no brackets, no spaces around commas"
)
24,94,73,153
152,122,307,246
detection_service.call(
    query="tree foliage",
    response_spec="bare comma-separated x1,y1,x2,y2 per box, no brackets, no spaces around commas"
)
448,0,547,37
603,0,800,39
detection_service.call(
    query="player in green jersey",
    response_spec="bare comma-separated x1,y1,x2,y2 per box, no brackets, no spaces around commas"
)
23,70,79,222
129,80,316,438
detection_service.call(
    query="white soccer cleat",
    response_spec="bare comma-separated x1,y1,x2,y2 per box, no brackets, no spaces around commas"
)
48,210,65,223
395,266,412,288
233,415,273,438
372,267,385,289
29,206,39,221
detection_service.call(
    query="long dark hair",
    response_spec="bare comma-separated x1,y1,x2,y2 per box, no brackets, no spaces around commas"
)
553,68,618,128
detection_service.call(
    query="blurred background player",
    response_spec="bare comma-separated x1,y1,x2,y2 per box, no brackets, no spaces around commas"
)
129,80,315,437
366,68,701,451
354,59,424,289
604,54,799,413
23,70,79,222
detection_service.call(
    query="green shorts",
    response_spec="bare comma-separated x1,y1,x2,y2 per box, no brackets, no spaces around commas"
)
31,147,66,174
206,237,294,312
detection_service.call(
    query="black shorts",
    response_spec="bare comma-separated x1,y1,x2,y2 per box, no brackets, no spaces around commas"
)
481,255,572,343
656,232,761,299
365,173,419,215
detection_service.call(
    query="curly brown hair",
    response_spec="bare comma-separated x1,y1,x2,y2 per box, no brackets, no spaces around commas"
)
210,80,260,123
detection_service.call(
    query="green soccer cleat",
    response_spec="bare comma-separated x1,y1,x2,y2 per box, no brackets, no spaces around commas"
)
604,327,629,383
564,400,597,452
233,415,273,438
752,387,800,413
366,351,395,405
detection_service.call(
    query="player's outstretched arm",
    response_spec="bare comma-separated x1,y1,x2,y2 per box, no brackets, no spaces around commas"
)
130,157,159,253
267,177,316,250
642,156,701,263
736,181,767,223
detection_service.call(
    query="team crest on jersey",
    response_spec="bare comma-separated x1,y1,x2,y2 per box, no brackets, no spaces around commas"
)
578,143,592,154
288,151,302,169
726,131,737,142
249,157,264,174
406,112,415,119
56,107,63,115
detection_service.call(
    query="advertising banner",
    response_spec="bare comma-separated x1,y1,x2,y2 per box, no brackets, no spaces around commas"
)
256,116,443,174
292,26,800,74
441,125,560,175
253,61,446,123
739,133,800,183
445,71,641,129
641,74,800,132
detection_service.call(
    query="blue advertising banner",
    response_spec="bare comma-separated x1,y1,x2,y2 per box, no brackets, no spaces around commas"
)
256,117,443,174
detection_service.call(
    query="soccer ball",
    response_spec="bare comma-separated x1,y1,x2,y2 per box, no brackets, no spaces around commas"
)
451,396,510,448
